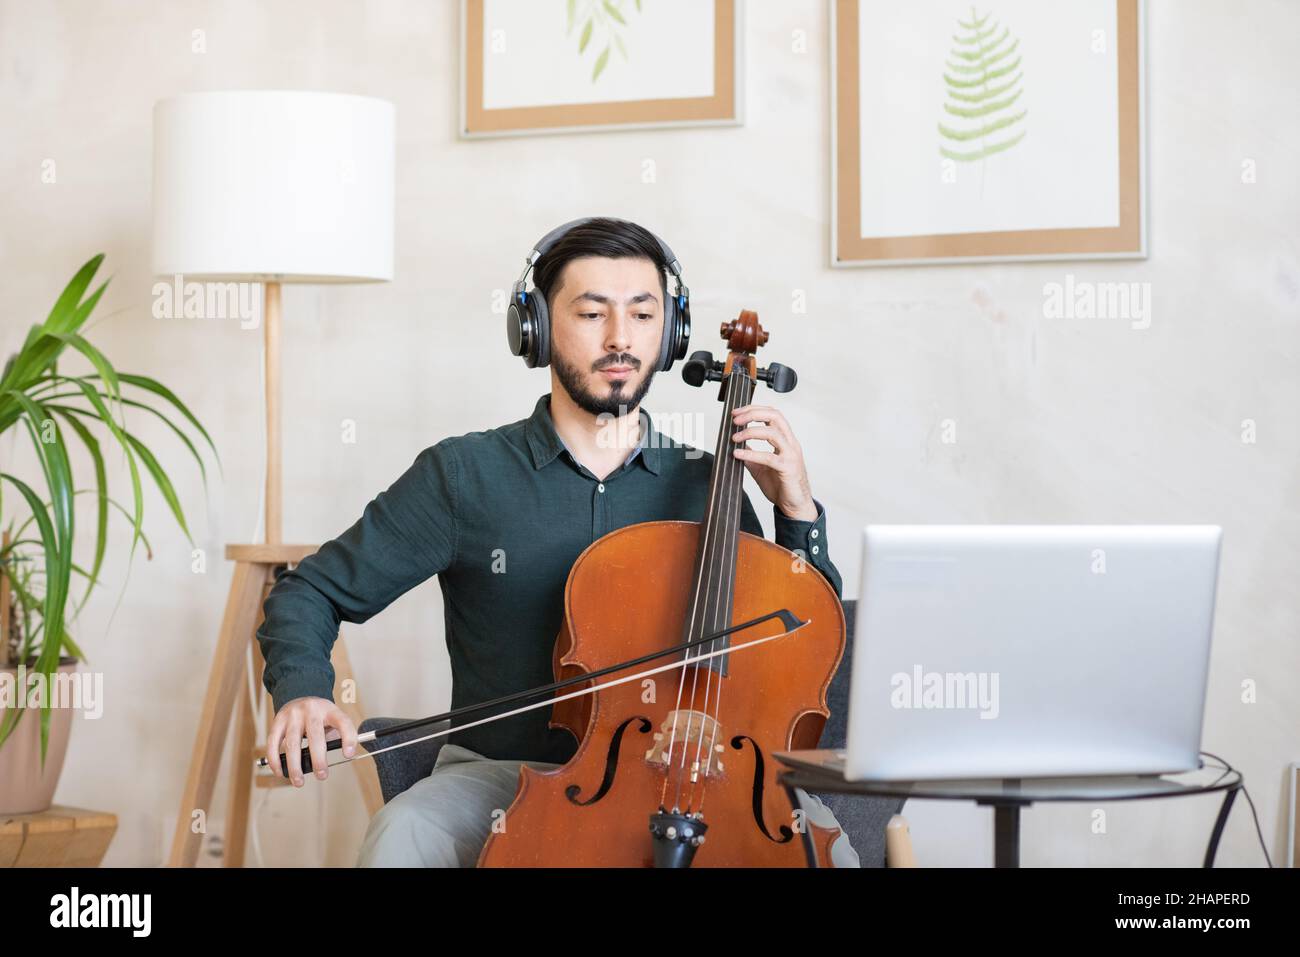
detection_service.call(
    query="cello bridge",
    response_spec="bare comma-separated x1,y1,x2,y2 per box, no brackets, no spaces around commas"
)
645,709,726,778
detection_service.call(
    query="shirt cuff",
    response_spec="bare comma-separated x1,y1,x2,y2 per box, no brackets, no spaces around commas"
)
773,497,829,560
267,667,336,714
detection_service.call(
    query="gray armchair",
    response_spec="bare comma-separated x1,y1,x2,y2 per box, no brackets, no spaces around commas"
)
360,598,906,866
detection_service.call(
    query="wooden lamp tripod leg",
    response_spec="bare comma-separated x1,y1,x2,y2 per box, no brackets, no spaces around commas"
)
222,573,278,869
167,560,265,867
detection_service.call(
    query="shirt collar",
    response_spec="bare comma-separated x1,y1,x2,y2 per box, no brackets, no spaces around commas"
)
525,392,662,475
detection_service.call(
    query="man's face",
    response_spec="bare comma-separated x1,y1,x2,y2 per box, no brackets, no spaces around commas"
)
548,255,664,418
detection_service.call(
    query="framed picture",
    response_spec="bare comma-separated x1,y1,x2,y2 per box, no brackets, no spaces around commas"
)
831,0,1147,267
460,0,744,138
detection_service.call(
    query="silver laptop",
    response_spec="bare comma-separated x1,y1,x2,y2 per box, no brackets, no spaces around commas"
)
822,525,1222,781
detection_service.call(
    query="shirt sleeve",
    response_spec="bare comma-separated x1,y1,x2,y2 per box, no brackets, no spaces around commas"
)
739,492,844,600
256,439,460,712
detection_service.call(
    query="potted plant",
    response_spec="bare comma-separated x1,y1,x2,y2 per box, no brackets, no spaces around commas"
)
0,253,219,814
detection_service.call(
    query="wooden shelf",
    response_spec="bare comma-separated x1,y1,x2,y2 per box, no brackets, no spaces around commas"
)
1,805,117,867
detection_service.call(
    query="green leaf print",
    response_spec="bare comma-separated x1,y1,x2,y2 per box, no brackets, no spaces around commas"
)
938,7,1028,163
568,0,642,83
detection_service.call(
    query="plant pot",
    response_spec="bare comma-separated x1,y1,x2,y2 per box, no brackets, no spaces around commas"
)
0,658,79,815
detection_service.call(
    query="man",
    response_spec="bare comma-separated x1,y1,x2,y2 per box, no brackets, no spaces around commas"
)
256,217,856,866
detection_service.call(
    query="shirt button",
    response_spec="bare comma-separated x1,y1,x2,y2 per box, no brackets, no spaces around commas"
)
811,545,820,555
597,483,605,493
810,529,819,539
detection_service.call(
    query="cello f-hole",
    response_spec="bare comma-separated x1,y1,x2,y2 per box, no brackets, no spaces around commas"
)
564,716,653,806
732,734,795,844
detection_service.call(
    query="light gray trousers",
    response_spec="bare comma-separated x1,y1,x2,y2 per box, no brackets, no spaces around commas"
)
356,743,859,867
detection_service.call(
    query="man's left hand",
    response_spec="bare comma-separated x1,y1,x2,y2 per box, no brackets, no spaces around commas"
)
730,404,818,522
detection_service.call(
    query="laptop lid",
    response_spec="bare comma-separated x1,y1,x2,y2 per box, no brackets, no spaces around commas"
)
845,525,1222,781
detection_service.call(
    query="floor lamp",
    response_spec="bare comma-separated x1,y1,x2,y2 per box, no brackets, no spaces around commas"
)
152,90,395,866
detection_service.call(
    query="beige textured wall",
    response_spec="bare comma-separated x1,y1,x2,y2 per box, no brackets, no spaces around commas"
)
1,0,1295,867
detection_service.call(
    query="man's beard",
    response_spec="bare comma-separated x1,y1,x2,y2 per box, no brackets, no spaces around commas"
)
552,349,657,419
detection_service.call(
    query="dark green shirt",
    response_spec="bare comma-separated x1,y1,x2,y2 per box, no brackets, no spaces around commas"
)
256,392,844,763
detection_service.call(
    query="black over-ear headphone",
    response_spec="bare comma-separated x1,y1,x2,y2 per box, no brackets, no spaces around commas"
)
506,217,692,371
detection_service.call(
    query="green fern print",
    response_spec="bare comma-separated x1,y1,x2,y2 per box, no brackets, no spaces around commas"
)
567,0,642,83
938,7,1027,162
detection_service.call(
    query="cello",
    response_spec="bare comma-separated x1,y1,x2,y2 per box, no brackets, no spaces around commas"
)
477,310,847,867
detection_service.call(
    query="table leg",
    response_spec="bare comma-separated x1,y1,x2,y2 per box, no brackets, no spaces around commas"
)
781,778,820,868
993,804,1021,868
1202,785,1239,868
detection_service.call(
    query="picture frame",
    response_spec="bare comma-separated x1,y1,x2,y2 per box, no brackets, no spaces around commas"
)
831,0,1147,267
460,0,744,138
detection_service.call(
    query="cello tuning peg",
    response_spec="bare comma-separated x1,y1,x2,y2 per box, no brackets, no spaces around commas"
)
759,362,797,394
681,351,718,388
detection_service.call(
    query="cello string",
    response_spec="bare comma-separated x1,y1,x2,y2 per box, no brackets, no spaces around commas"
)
658,367,730,806
665,362,737,811
690,365,752,813
680,367,741,810
663,359,741,813
695,365,753,811
676,362,748,811
657,369,722,810
696,366,753,812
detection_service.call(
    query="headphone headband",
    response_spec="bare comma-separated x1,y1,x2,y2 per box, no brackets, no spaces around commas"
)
517,216,684,285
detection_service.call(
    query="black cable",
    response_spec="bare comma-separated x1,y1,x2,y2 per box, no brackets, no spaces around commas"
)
1200,750,1273,868
1199,757,1234,789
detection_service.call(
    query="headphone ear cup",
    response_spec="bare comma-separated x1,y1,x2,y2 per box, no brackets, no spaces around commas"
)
656,295,675,373
508,294,546,367
531,287,551,368
658,291,689,373
506,297,528,361
673,294,691,367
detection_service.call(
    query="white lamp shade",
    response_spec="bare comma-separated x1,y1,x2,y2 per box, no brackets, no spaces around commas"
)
152,90,395,282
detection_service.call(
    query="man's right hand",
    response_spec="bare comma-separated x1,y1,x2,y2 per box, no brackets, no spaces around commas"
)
265,696,359,787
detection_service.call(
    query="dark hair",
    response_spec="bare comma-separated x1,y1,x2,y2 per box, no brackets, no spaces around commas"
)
532,217,669,315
